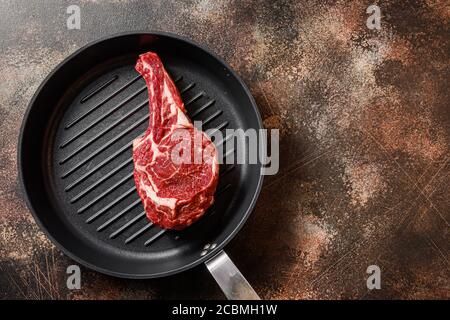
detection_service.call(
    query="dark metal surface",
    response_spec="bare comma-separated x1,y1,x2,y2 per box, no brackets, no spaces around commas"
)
18,33,263,278
0,0,448,299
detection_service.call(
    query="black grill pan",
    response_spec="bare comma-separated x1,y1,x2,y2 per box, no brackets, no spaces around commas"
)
18,32,264,299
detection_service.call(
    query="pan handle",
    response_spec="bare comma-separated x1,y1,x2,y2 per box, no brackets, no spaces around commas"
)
205,250,260,300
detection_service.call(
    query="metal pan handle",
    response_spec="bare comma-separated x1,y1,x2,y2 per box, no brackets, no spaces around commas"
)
205,250,260,300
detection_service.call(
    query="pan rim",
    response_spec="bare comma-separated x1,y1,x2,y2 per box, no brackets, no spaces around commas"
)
18,30,265,279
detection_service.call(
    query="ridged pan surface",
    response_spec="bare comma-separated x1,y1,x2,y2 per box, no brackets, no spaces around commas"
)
19,32,263,278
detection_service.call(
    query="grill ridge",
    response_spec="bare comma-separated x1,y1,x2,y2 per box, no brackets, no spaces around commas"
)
80,75,118,103
84,186,135,220
208,121,229,136
190,99,215,118
185,92,204,106
109,211,146,239
97,199,142,232
215,133,232,147
125,223,153,244
179,83,195,94
202,110,223,126
144,229,166,246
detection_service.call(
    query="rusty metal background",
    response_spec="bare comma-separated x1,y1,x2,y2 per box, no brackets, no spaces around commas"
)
0,0,448,299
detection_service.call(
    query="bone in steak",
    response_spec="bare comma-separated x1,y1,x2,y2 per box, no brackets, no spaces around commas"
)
133,52,219,230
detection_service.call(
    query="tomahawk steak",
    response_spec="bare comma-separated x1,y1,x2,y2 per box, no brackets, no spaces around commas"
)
133,52,219,230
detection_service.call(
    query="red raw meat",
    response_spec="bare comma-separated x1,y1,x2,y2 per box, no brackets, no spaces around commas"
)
133,52,219,230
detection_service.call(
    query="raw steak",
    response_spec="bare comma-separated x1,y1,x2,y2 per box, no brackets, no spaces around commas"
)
133,52,219,230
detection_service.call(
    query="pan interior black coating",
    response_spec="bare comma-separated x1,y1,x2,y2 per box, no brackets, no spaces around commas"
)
19,33,263,278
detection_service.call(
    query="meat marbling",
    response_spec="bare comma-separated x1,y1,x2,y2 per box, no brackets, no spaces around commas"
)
132,52,219,230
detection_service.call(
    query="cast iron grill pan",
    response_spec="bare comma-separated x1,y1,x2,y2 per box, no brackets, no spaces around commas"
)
19,33,263,278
